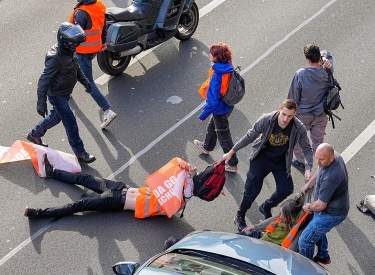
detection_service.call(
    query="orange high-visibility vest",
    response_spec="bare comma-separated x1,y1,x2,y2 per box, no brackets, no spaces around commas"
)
134,187,165,218
281,212,309,248
265,216,282,233
198,68,231,100
68,0,106,54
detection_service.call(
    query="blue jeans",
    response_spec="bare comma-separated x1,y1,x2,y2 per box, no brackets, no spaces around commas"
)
237,153,294,217
29,95,85,155
299,211,347,260
77,53,111,111
204,111,238,167
36,169,127,218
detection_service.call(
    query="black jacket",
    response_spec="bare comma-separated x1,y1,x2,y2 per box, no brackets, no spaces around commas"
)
37,43,89,98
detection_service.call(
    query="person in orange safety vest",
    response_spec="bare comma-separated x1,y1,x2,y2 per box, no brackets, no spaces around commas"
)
68,0,117,129
24,154,197,219
239,196,305,247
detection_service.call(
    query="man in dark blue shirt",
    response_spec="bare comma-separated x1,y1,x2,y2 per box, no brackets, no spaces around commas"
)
299,143,349,264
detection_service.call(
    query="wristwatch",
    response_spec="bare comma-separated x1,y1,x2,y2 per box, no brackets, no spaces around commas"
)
308,205,313,213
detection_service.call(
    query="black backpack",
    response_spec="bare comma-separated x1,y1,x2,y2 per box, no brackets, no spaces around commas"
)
222,66,245,106
324,69,343,129
193,161,226,201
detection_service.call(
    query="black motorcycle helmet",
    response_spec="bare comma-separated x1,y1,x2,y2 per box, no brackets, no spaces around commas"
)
57,22,86,52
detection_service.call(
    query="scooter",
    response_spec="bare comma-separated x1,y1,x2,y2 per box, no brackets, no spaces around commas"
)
97,0,199,76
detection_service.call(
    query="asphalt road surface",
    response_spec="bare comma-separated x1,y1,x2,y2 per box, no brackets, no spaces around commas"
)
1,0,375,274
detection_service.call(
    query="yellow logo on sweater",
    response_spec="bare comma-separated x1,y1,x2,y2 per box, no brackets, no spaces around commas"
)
269,132,289,146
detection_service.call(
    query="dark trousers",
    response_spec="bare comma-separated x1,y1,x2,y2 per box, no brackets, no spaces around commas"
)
37,169,127,218
204,111,238,167
30,95,85,156
237,153,294,217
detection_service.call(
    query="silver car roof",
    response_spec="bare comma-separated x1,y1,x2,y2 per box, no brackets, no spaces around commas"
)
167,231,329,275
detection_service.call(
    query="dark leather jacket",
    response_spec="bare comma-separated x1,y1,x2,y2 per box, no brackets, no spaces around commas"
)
37,43,89,98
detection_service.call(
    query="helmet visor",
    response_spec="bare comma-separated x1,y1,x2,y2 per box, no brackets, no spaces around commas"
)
64,25,86,44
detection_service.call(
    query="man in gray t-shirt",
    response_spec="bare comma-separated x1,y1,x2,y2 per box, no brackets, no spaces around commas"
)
288,43,334,172
299,143,349,264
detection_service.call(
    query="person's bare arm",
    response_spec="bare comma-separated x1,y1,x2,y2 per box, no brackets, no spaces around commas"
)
303,199,327,213
220,149,236,164
301,170,318,194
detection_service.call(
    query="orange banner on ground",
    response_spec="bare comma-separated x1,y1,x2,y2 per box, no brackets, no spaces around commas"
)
0,140,81,177
145,157,188,218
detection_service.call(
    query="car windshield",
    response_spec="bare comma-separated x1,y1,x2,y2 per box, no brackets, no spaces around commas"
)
148,252,256,275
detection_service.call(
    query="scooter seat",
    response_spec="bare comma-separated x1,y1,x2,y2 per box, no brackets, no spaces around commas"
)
106,2,153,21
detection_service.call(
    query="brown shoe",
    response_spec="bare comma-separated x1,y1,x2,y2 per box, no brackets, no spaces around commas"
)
24,207,39,219
225,165,238,173
193,140,209,155
27,134,48,147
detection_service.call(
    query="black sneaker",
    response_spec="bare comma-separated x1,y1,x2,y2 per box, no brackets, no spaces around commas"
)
291,159,305,172
234,216,247,232
77,151,96,163
42,154,54,178
27,133,48,147
259,203,272,219
24,207,40,219
313,255,331,265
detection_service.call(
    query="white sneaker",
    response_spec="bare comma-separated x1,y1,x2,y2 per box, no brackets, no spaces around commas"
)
101,110,117,129
225,165,238,173
193,140,209,155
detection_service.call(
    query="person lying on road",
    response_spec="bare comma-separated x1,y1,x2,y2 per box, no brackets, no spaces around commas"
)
239,196,304,246
24,154,197,219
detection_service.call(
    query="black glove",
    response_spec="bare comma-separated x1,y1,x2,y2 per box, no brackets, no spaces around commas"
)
37,98,48,118
85,82,92,93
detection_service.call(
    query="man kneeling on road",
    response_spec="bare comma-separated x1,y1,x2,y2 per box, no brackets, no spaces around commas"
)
299,143,349,265
221,99,313,231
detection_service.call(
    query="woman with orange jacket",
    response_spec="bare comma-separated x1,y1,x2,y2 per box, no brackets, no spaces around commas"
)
193,42,239,172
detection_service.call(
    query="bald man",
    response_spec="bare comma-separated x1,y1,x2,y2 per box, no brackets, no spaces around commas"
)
299,143,349,264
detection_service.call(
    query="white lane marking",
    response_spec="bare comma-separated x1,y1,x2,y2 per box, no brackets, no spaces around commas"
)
95,73,112,85
199,0,226,17
95,0,227,86
341,120,375,163
106,101,206,179
0,218,59,267
241,0,337,75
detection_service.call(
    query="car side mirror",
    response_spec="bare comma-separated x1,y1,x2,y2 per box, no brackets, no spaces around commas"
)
112,261,140,275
